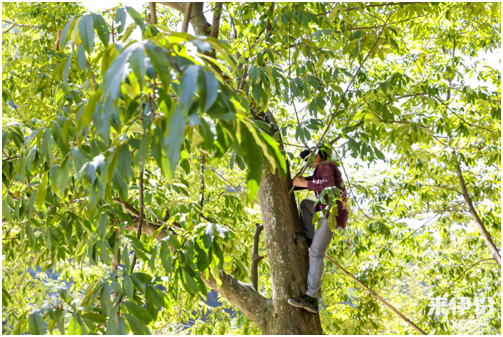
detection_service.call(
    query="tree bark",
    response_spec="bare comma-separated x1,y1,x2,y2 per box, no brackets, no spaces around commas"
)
160,2,211,35
251,223,264,291
148,2,157,24
455,159,501,267
258,162,323,334
181,2,192,33
200,267,272,332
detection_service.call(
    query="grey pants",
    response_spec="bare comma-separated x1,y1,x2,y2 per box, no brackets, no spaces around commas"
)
299,199,336,299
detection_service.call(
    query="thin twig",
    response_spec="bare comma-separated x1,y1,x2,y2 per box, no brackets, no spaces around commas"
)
324,254,427,334
440,258,496,297
7,251,41,302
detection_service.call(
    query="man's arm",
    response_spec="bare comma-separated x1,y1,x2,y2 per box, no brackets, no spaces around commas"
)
292,175,312,190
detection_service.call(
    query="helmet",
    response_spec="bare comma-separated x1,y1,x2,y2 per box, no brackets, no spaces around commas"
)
299,143,332,161
318,142,332,160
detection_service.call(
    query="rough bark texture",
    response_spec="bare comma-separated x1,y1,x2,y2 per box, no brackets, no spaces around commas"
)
258,162,323,334
199,268,272,332
251,223,264,290
160,2,211,35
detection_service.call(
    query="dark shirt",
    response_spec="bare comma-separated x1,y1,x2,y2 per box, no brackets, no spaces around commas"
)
294,161,348,229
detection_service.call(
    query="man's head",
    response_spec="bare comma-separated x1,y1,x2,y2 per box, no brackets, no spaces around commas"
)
299,143,332,165
318,143,332,161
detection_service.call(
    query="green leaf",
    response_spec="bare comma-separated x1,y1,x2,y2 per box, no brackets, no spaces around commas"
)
78,13,95,54
160,241,173,273
146,285,170,309
124,276,134,299
62,54,72,87
2,200,12,222
198,69,219,112
57,286,70,302
203,223,214,249
111,281,125,295
98,212,108,240
115,7,127,34
106,318,117,335
55,310,65,334
117,143,134,181
257,52,264,66
126,6,146,33
77,45,87,71
124,314,151,335
182,268,199,295
60,15,76,48
148,244,158,271
81,87,102,129
247,122,286,178
130,43,146,89
36,172,48,210
68,312,83,335
144,42,172,91
179,65,199,116
92,13,110,47
56,154,71,197
239,123,263,202
103,45,134,100
29,310,46,335
165,235,181,250
374,147,385,160
100,283,112,317
101,240,111,265
117,317,127,335
2,288,11,305
80,312,107,324
124,301,153,324
163,108,186,178
133,130,150,171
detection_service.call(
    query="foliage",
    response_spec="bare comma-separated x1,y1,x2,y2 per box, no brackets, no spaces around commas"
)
2,1,500,335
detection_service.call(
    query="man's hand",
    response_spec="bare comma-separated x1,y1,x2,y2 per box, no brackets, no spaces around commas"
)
293,176,308,188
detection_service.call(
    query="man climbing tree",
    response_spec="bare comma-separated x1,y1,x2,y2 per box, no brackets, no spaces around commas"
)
2,2,500,335
289,143,349,313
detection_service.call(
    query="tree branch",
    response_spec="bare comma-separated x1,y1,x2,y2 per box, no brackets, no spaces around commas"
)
148,2,157,25
455,157,501,267
129,170,145,272
324,254,427,335
251,224,264,291
182,2,193,33
198,154,206,217
434,95,496,134
200,267,271,332
158,2,186,12
209,2,222,38
440,258,497,297
5,251,41,306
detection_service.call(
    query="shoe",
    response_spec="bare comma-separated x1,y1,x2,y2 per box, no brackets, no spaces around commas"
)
287,294,318,313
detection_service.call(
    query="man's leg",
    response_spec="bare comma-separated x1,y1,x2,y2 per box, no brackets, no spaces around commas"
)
288,217,333,313
306,217,333,299
299,199,315,247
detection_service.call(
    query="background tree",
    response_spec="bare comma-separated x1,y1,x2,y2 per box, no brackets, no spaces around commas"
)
2,2,500,335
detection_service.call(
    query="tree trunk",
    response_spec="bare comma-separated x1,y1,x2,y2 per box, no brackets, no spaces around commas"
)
157,3,325,333
258,161,323,334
